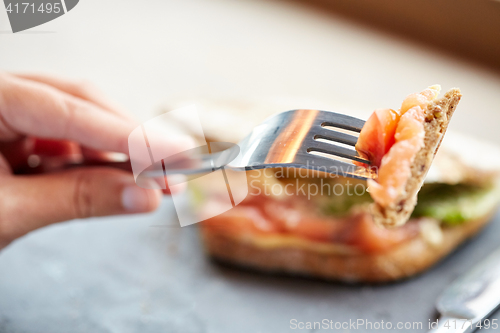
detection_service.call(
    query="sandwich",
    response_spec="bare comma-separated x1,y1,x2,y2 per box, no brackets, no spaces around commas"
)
165,87,500,283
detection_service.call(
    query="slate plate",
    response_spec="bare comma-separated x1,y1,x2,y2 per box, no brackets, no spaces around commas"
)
0,199,499,333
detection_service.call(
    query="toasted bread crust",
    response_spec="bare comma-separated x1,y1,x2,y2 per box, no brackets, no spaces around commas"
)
201,210,493,283
371,88,463,227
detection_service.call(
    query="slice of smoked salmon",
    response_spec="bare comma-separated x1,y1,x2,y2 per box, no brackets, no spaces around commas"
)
357,85,441,207
333,212,419,253
368,107,425,206
355,108,399,168
401,85,440,115
203,196,419,253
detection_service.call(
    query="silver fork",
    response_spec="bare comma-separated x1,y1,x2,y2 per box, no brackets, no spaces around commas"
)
145,109,375,180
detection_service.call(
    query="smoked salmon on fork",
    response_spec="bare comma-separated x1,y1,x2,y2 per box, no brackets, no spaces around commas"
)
356,86,462,227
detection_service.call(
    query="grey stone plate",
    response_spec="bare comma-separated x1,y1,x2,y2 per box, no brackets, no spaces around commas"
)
0,199,499,333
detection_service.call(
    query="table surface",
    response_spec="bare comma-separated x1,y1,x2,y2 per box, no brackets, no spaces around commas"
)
1,0,500,332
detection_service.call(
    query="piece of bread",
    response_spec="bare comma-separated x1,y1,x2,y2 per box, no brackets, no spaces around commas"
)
201,208,493,283
371,88,462,227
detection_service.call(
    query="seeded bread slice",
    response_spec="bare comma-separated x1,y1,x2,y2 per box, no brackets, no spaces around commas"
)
201,208,493,283
371,88,462,227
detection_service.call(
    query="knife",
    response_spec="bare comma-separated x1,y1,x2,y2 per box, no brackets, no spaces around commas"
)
428,246,500,333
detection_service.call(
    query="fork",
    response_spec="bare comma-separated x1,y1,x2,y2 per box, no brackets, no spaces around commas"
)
145,109,375,180
14,109,375,180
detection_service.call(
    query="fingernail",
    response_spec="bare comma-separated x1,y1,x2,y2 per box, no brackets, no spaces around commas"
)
121,185,161,213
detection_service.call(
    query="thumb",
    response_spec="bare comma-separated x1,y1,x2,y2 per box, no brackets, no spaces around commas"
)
0,168,161,248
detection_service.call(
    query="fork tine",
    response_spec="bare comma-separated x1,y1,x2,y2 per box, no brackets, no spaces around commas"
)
306,139,370,164
314,127,358,146
318,111,365,132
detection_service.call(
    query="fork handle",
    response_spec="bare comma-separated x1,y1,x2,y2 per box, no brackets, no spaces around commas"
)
14,160,132,175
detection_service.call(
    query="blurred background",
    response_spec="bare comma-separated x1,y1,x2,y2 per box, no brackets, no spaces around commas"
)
2,0,500,139
1,0,500,332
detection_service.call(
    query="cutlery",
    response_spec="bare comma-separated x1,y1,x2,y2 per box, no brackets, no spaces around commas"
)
428,247,500,333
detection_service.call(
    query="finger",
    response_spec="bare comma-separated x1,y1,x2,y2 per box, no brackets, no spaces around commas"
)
0,73,135,153
0,168,161,248
13,72,132,120
0,73,193,158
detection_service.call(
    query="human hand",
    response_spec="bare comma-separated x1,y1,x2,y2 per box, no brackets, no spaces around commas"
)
0,72,185,249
